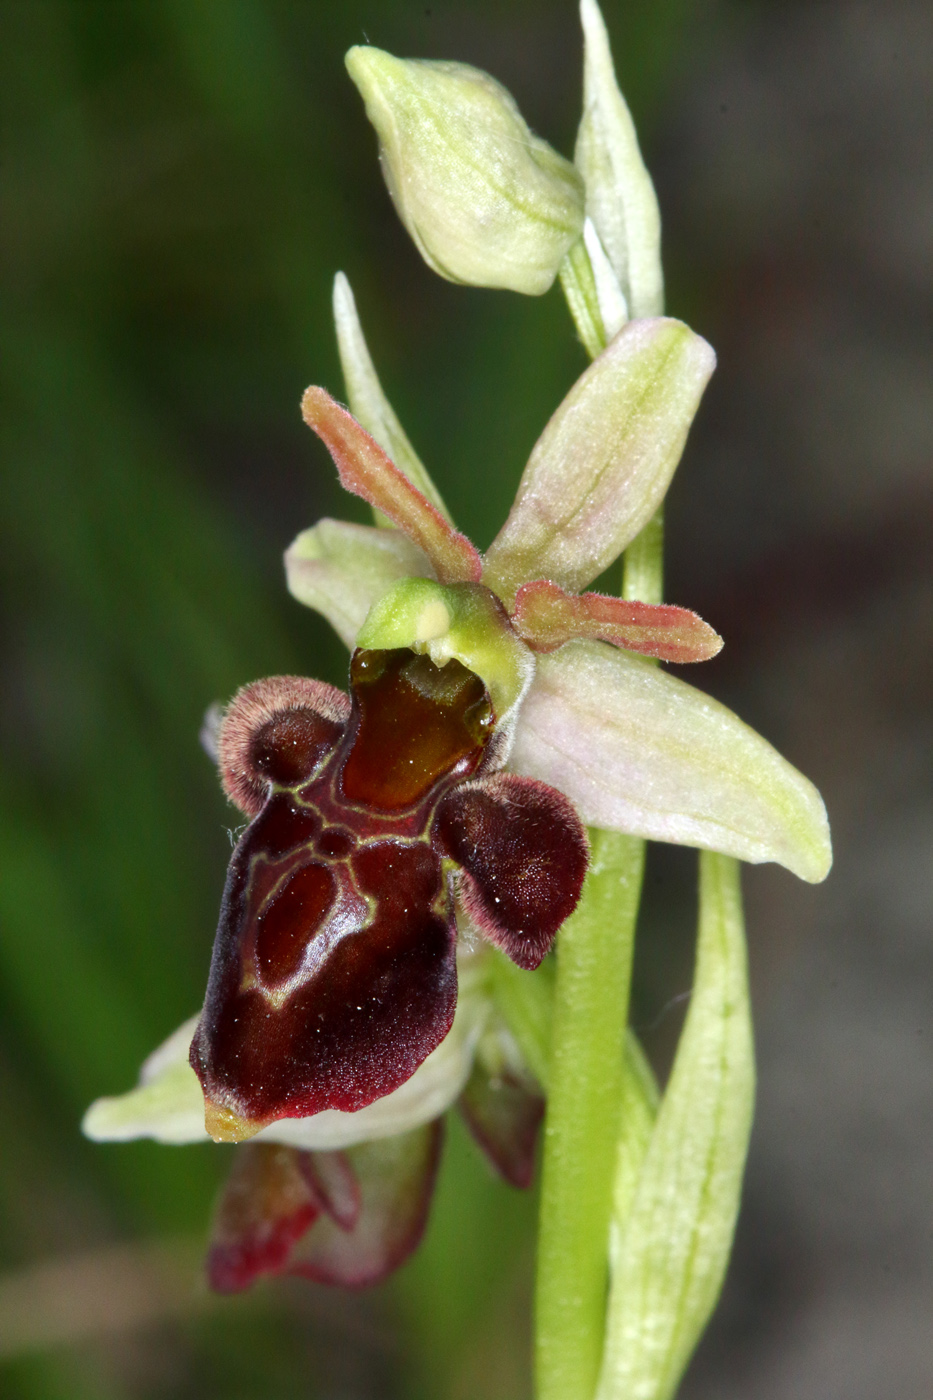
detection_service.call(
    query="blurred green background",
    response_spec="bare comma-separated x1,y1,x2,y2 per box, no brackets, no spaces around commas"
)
1,1,930,1397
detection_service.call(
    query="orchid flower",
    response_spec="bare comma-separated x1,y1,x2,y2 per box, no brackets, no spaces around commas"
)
84,3,830,1327
85,278,829,1293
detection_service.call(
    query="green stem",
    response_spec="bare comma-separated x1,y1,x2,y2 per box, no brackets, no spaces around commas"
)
534,830,645,1400
559,236,608,360
622,505,664,606
534,235,665,1400
551,209,753,1400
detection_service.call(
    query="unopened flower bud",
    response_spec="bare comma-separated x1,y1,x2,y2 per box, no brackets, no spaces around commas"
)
346,46,585,295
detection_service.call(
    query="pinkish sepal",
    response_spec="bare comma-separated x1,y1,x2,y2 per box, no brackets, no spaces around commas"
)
510,640,832,882
482,319,715,605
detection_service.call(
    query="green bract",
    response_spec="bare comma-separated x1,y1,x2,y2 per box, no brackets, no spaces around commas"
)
576,0,664,321
345,47,585,295
597,853,754,1400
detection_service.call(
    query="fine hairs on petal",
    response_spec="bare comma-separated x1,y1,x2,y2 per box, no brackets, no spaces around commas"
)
434,772,589,969
217,676,350,816
511,579,723,663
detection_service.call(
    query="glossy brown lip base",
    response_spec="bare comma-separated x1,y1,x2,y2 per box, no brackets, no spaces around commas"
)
191,647,588,1142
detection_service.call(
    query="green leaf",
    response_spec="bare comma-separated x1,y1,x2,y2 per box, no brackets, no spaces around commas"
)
597,852,755,1400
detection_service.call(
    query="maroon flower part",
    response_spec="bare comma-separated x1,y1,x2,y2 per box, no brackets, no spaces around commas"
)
190,645,587,1143
459,1047,545,1190
208,1122,442,1293
206,1047,546,1294
434,773,587,970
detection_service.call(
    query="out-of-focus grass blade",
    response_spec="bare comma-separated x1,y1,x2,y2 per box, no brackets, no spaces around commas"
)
597,852,754,1400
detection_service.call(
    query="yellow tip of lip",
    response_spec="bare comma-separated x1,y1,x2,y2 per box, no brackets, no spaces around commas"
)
203,1099,266,1144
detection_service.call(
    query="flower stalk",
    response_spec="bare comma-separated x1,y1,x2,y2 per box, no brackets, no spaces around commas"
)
534,203,666,1400
537,10,752,1398
535,828,645,1400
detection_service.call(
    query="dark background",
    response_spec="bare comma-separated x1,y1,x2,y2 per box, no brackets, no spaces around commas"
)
1,1,930,1396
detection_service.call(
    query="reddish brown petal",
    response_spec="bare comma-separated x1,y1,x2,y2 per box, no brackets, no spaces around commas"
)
217,676,350,816
191,811,458,1134
207,1143,320,1294
288,1122,443,1289
459,1060,544,1189
301,387,482,586
511,580,723,663
434,773,588,970
301,1150,361,1232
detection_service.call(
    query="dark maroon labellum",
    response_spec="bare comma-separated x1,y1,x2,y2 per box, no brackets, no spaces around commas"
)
191,647,588,1141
